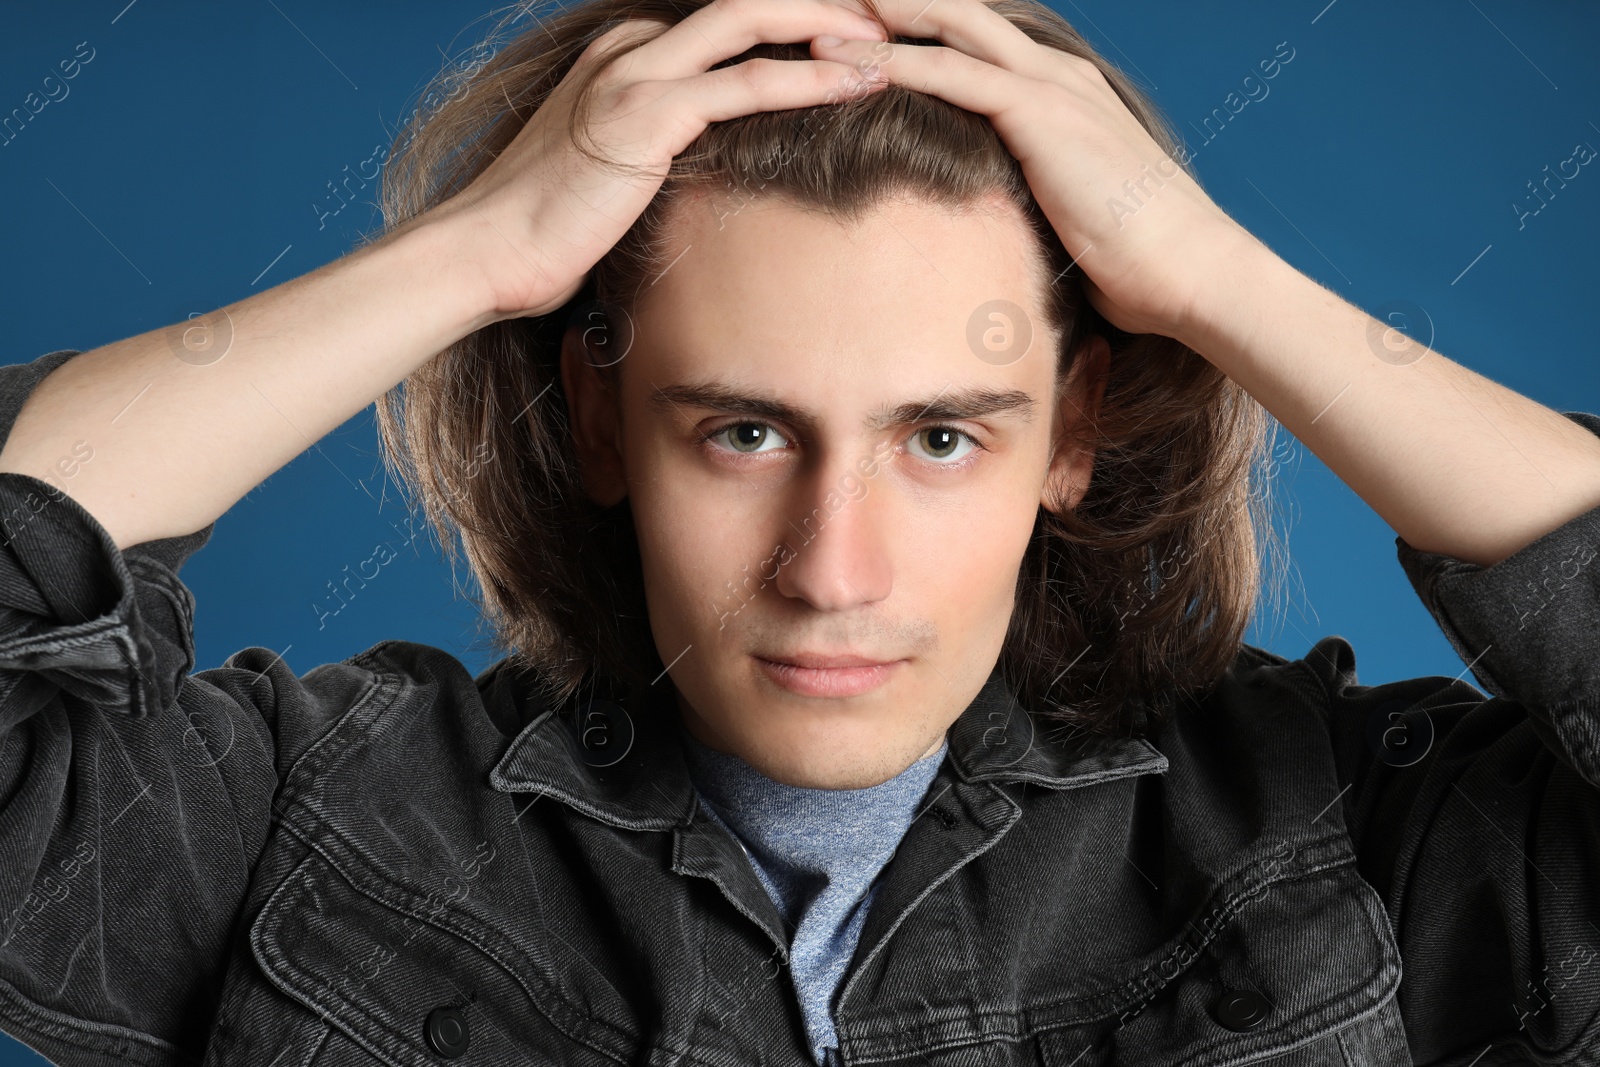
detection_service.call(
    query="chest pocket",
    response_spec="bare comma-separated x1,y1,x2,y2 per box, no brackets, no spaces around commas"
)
248,853,638,1067
1031,860,1411,1066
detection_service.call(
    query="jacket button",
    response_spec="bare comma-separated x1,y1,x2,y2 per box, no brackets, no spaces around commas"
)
424,1006,470,1058
1211,988,1272,1031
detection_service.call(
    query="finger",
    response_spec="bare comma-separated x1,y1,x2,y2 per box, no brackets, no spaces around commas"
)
681,56,890,128
809,38,1027,124
623,0,889,83
862,0,1056,80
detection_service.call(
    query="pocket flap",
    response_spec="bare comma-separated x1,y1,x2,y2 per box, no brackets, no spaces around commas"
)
249,854,638,1066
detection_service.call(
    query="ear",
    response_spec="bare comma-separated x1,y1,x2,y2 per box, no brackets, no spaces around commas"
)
559,321,630,508
1041,334,1111,516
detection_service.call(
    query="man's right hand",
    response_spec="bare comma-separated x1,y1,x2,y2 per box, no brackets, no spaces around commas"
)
417,0,891,323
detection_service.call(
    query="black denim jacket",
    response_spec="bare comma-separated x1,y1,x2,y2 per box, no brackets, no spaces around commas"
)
1,346,1598,1067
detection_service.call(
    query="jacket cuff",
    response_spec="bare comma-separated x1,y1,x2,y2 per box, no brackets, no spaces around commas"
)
1393,410,1600,715
0,471,193,718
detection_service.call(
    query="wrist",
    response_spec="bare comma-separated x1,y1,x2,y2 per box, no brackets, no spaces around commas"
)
1170,224,1293,363
374,211,510,341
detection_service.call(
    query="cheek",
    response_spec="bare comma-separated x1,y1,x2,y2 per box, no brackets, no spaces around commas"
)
911,493,1034,624
643,497,756,599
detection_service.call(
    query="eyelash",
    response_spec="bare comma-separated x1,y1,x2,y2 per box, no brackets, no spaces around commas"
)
697,420,985,469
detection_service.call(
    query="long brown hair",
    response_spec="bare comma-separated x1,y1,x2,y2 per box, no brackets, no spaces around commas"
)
372,0,1290,740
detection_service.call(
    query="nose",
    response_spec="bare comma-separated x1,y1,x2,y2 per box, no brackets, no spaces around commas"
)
771,455,893,613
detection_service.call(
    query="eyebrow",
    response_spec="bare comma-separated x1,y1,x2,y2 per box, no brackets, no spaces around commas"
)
647,381,1039,435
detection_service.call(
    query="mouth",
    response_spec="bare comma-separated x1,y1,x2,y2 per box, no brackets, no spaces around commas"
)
752,652,905,698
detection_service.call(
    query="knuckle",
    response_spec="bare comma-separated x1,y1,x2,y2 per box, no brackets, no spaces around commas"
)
710,0,757,22
582,18,663,63
609,17,667,43
1073,56,1113,89
724,57,771,94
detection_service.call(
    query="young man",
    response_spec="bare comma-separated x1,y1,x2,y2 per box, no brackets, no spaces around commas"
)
0,0,1597,1064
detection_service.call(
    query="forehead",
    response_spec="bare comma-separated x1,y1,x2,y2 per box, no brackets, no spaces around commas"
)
623,193,1060,406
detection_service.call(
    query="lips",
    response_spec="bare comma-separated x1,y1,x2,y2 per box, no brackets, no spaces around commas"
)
752,653,905,698
758,652,900,669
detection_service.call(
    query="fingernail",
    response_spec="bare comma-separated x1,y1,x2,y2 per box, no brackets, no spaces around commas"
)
816,34,844,46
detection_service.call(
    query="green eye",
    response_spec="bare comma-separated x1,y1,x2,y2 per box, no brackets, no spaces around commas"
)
909,425,978,464
707,422,791,454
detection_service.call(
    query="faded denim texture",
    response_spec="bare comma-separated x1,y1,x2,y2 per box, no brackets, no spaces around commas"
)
0,346,1598,1066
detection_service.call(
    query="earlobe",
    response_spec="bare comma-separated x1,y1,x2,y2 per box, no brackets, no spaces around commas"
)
559,323,629,508
1041,335,1111,516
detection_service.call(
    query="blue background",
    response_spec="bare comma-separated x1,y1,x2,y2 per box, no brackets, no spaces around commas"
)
1,1,1597,1061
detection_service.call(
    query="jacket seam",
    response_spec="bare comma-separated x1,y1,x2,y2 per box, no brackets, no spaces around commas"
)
1084,850,1362,1021
0,974,192,1066
124,554,199,668
1013,860,1401,1067
295,1022,330,1067
853,846,1368,1060
275,652,396,807
0,613,129,660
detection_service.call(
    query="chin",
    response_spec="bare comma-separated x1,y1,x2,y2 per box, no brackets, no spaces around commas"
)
744,718,922,790
755,753,888,791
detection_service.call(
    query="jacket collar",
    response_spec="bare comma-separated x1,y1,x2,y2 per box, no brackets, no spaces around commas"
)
484,658,1168,831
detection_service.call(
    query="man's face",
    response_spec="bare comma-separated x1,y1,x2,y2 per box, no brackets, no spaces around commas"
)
562,193,1104,790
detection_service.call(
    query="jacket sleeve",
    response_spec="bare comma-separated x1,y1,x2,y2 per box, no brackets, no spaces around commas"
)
0,348,376,1066
1300,409,1600,1064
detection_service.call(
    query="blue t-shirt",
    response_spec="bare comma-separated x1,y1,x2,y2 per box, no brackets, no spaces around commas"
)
677,722,949,1066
